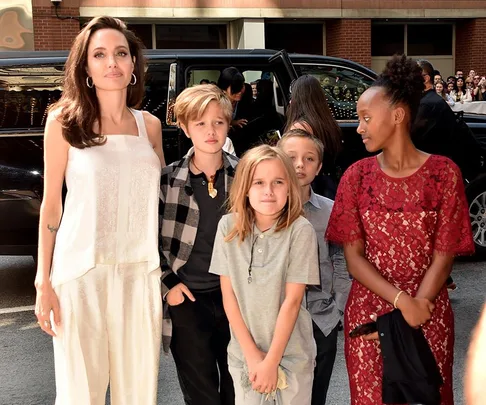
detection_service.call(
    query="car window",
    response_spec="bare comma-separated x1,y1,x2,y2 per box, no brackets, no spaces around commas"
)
296,64,374,121
141,62,170,128
0,65,64,133
0,62,171,133
184,68,279,112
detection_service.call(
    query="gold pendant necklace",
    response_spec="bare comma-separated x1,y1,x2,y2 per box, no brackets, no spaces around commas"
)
191,157,223,199
208,175,218,198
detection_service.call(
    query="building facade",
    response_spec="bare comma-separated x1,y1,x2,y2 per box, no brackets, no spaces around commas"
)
3,0,486,76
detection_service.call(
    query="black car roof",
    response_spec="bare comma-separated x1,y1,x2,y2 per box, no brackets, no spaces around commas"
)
0,49,276,65
290,53,377,79
0,49,376,78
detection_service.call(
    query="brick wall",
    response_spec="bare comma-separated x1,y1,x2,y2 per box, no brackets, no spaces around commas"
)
326,19,371,68
33,1,80,51
456,19,486,77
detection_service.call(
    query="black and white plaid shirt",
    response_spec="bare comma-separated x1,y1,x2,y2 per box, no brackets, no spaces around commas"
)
159,149,238,351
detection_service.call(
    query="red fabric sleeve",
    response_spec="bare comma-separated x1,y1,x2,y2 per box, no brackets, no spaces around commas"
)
434,160,474,256
325,162,365,245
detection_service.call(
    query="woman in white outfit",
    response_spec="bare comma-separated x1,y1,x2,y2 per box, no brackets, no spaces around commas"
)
34,16,165,405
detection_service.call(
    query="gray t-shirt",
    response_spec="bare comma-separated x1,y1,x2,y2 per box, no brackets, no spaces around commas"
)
209,214,320,373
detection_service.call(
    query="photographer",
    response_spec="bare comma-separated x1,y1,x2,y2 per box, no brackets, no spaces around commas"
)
474,76,486,101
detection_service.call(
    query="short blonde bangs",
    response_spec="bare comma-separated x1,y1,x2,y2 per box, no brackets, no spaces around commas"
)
225,144,303,243
173,84,233,128
278,128,325,164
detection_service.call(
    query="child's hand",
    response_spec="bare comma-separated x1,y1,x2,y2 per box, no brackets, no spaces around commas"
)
251,359,278,395
246,349,266,382
397,294,434,328
166,283,195,306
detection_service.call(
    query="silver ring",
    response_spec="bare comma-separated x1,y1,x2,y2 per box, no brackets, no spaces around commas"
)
44,320,51,328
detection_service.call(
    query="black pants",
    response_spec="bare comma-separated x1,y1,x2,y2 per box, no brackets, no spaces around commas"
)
169,289,235,405
311,321,338,405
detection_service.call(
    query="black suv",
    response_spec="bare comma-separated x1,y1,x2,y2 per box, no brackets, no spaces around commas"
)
2,49,486,257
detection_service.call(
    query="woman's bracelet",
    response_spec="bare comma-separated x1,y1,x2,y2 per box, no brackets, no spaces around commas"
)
393,290,405,309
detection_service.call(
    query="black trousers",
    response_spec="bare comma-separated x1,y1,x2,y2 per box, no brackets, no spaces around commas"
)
169,289,235,405
311,321,338,405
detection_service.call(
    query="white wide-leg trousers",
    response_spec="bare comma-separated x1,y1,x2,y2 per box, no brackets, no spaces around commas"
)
52,263,162,405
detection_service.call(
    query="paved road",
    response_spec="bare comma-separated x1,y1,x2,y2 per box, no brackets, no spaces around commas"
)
0,255,484,405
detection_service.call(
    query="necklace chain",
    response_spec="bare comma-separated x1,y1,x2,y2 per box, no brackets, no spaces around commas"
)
191,157,223,199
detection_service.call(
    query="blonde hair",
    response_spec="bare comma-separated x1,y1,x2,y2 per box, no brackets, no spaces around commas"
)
225,145,303,243
173,84,233,128
277,128,325,164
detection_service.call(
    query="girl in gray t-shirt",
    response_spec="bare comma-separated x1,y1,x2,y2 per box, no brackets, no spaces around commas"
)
210,145,320,405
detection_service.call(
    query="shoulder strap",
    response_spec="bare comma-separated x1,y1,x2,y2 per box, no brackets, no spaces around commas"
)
131,108,149,139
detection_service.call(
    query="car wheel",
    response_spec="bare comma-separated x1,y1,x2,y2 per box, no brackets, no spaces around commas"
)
466,180,486,258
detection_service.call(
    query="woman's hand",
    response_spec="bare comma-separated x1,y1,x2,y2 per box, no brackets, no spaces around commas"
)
397,294,435,328
251,358,278,394
34,282,60,337
166,283,195,306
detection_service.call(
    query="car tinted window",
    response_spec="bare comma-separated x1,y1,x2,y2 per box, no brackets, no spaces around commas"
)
0,62,171,132
296,64,373,120
0,65,64,132
141,62,170,128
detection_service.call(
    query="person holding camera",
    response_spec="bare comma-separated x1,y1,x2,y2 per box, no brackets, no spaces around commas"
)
474,76,486,101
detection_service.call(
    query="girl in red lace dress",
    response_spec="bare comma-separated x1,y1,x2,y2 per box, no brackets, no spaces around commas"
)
326,55,474,405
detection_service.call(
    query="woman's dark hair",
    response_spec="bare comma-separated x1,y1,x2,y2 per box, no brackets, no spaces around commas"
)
217,67,245,95
449,81,458,90
53,16,146,148
254,79,274,111
285,75,342,162
240,82,253,105
234,82,254,119
372,54,424,125
456,77,465,90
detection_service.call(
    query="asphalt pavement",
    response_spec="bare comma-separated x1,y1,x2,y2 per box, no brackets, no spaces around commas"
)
0,255,484,405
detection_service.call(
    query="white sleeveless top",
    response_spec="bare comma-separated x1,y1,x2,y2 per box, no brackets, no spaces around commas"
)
50,109,161,287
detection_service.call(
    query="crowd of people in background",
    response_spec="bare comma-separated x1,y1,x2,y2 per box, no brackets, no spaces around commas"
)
434,68,486,105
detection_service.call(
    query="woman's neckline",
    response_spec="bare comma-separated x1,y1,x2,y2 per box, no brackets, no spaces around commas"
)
102,108,140,138
374,154,433,181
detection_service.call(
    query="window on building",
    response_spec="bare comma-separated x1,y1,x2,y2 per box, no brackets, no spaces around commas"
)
371,24,405,56
155,25,227,49
265,23,323,55
128,24,153,49
407,24,453,56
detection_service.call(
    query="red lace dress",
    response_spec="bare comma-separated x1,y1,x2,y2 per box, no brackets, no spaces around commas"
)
326,155,474,405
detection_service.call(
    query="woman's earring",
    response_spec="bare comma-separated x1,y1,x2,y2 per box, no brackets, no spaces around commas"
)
130,73,137,86
86,76,94,88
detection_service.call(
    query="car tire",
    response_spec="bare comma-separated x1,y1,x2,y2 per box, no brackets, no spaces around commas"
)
466,178,486,259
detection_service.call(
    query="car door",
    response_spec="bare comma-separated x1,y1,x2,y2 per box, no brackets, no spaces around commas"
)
267,50,298,108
